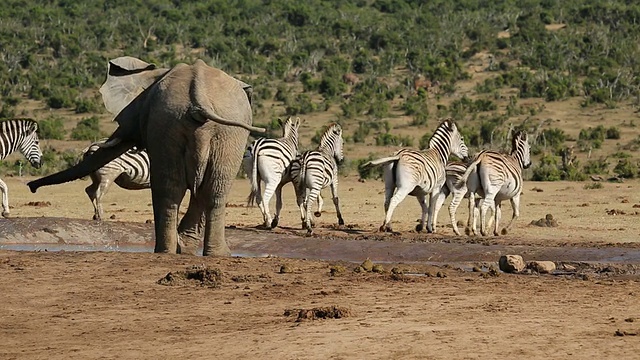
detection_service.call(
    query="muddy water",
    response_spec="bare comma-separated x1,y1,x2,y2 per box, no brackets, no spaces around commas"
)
2,217,640,265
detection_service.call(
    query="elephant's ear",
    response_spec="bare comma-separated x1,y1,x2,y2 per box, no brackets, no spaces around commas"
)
237,80,253,106
99,56,170,116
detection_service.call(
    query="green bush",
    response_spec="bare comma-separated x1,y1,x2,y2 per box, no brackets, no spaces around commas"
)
582,158,609,175
356,155,385,180
38,116,66,140
613,159,638,178
71,116,105,141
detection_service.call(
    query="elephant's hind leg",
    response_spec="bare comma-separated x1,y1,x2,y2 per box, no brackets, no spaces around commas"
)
178,192,204,255
152,186,187,254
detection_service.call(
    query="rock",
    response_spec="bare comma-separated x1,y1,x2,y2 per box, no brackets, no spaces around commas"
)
360,258,374,272
371,264,385,273
498,255,525,273
527,261,556,274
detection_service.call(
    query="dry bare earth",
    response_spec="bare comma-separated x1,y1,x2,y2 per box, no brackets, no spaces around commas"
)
1,176,640,359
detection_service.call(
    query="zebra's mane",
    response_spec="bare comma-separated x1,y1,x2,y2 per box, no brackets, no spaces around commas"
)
510,131,527,153
318,123,341,150
281,117,298,140
0,118,38,135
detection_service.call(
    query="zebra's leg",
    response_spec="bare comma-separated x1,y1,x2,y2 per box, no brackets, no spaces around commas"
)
501,195,520,235
271,182,285,229
85,176,100,220
260,177,280,228
448,188,466,236
465,192,476,236
427,189,445,233
0,179,9,217
314,193,324,218
298,187,308,229
380,185,412,233
479,194,496,236
329,181,345,226
304,187,321,234
415,193,429,232
493,202,502,236
94,174,118,221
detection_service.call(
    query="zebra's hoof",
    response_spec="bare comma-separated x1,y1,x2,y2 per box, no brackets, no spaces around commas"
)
2,211,9,218
314,211,322,218
464,227,471,236
306,228,313,236
338,218,345,226
501,228,508,235
379,225,392,233
93,215,101,221
415,224,423,232
270,218,279,229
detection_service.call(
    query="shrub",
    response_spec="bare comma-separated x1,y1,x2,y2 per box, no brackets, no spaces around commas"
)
71,116,105,141
531,154,563,181
38,116,66,140
356,155,384,180
613,159,637,178
606,126,621,139
584,182,603,190
582,158,609,175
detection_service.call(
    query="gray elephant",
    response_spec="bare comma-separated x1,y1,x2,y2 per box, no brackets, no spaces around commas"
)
28,56,265,256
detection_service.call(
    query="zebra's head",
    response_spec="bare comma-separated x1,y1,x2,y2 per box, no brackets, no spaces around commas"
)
18,121,42,169
320,123,344,164
280,117,301,143
512,130,532,169
431,118,468,161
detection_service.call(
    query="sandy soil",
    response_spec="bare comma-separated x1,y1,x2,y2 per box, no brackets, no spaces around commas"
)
1,175,640,359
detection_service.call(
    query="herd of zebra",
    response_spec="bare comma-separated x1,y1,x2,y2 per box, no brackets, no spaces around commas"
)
0,117,531,237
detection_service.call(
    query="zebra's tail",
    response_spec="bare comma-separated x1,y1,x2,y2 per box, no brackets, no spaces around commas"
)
360,155,401,169
457,155,483,187
246,148,260,207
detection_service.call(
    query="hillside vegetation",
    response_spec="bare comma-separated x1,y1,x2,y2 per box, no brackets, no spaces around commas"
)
2,0,640,180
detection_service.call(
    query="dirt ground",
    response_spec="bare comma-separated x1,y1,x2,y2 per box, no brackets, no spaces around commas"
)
1,175,640,359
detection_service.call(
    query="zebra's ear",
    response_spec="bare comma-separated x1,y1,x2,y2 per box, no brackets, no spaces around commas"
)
277,118,284,127
29,120,39,133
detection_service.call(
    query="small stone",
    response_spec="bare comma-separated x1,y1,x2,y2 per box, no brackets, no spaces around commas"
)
391,267,404,275
279,264,293,274
371,264,385,273
109,214,116,219
360,258,374,272
329,265,346,276
498,255,525,273
527,261,556,274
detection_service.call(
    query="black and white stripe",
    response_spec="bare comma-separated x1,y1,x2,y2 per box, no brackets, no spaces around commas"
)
362,119,468,233
243,117,300,228
82,140,150,220
0,118,42,217
458,130,531,236
291,123,345,234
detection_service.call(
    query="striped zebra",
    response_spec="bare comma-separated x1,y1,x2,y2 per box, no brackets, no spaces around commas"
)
292,123,345,234
0,118,42,217
458,130,531,236
362,119,468,233
82,139,150,220
433,161,477,236
244,117,301,228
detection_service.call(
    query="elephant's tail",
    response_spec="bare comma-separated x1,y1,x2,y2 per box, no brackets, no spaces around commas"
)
246,149,260,207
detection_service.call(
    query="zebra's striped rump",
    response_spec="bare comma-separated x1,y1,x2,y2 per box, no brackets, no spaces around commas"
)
243,117,301,228
364,118,468,233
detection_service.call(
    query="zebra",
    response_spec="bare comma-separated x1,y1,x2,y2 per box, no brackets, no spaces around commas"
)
0,118,42,217
432,161,477,236
457,130,532,236
292,123,345,234
244,117,301,228
362,119,468,233
82,139,150,220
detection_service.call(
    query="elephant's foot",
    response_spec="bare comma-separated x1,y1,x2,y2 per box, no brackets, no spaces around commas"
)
202,241,231,257
177,234,200,256
314,211,322,218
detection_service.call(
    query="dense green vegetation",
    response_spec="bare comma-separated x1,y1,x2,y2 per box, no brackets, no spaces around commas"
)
2,0,640,178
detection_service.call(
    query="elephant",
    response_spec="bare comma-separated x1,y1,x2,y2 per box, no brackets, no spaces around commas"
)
28,56,266,256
